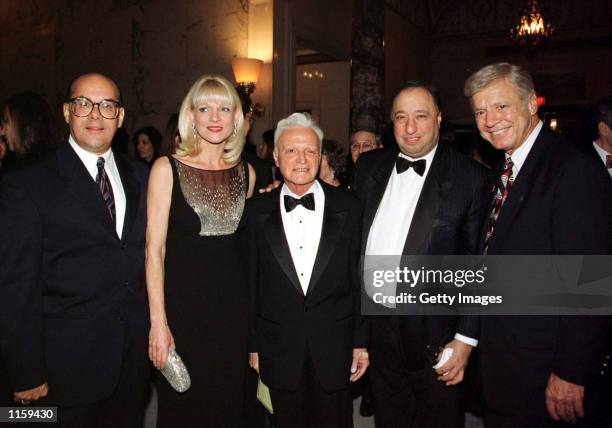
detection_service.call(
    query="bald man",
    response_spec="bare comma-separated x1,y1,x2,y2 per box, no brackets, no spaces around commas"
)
0,73,150,427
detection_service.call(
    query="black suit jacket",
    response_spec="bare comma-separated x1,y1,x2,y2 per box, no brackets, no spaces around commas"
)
245,182,367,393
479,128,612,417
351,144,489,367
0,143,150,407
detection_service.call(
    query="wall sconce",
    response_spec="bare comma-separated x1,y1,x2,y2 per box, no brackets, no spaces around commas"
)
231,57,263,96
231,57,265,117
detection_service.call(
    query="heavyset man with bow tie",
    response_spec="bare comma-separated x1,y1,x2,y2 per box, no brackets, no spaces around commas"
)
351,81,489,428
245,112,368,427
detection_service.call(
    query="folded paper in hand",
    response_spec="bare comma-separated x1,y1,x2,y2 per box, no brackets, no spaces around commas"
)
257,378,273,414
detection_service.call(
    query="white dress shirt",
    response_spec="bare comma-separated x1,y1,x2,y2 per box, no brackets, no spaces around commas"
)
69,136,126,238
507,120,543,177
593,142,612,178
280,181,325,295
365,145,477,347
366,146,437,256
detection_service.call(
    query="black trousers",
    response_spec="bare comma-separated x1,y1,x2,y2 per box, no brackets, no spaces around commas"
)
268,349,352,428
369,316,465,428
55,321,150,428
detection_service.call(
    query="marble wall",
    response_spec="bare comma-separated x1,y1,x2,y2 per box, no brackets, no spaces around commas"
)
0,0,248,136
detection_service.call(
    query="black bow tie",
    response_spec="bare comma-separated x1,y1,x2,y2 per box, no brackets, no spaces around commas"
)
284,193,315,212
395,157,426,176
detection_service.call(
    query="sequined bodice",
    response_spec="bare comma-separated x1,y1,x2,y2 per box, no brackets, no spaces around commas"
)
173,158,246,236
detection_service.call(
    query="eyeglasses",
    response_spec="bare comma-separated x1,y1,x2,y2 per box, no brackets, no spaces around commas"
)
68,96,121,119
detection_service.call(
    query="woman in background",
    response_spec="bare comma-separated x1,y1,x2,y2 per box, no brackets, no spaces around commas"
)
1,91,60,169
133,125,162,166
146,74,255,427
318,138,348,187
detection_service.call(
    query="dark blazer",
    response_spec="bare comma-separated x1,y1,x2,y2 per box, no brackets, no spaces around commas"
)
0,142,150,407
245,182,367,393
479,128,612,417
351,144,489,367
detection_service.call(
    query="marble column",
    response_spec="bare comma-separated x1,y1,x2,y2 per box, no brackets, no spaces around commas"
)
350,0,385,134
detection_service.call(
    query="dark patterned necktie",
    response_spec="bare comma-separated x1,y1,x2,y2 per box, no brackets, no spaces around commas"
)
484,157,514,254
284,193,315,212
396,157,426,176
606,154,612,169
96,157,116,225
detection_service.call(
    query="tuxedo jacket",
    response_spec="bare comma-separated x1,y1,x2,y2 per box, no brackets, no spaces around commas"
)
479,128,612,417
0,143,150,407
245,182,367,393
351,144,489,367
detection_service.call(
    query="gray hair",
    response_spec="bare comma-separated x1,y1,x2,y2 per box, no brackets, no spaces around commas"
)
274,112,324,150
464,62,535,104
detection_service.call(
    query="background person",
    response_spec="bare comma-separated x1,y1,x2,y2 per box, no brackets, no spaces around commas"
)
133,125,162,166
0,91,60,169
319,138,349,187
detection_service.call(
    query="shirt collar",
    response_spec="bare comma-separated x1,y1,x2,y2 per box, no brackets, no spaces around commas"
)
506,120,542,174
281,180,322,200
68,135,114,168
593,141,612,158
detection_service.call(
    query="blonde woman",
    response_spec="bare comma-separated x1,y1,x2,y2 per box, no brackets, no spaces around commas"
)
146,75,255,426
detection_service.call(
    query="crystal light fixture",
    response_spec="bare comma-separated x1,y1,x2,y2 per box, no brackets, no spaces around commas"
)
510,0,554,46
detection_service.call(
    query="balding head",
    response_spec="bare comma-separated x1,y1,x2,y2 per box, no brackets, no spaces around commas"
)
67,73,121,103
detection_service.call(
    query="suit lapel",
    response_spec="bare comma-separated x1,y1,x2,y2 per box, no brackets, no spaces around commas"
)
263,191,304,296
307,185,347,295
403,145,450,254
489,130,550,247
114,153,140,240
361,149,397,252
57,143,117,238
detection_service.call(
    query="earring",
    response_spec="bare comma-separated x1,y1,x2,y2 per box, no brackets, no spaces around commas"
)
192,124,197,138
230,123,238,139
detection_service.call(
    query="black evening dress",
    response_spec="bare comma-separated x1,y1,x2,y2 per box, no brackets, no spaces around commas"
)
156,156,249,427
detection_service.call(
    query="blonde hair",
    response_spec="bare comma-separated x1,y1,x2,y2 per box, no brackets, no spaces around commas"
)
464,62,535,105
177,74,245,163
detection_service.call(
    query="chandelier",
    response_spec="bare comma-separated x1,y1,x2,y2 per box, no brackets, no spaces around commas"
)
510,0,554,46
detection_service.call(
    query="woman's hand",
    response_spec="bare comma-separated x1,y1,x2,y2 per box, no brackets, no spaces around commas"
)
149,322,175,369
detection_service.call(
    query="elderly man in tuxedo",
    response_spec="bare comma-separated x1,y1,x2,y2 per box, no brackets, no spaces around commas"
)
0,73,150,427
351,81,489,428
465,62,612,427
246,112,368,427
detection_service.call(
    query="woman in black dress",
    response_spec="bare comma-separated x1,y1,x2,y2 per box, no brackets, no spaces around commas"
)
146,74,255,427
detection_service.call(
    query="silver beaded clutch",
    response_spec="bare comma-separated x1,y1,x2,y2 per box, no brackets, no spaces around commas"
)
160,347,191,393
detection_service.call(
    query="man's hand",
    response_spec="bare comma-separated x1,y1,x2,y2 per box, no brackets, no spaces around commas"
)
249,352,260,374
14,383,48,404
258,180,281,194
434,339,473,386
545,372,585,424
350,348,369,382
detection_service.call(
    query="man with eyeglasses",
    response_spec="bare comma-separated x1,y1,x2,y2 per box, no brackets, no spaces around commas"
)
350,129,381,164
0,73,150,427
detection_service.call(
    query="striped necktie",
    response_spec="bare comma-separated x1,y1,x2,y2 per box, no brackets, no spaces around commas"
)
96,157,116,225
484,157,514,254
